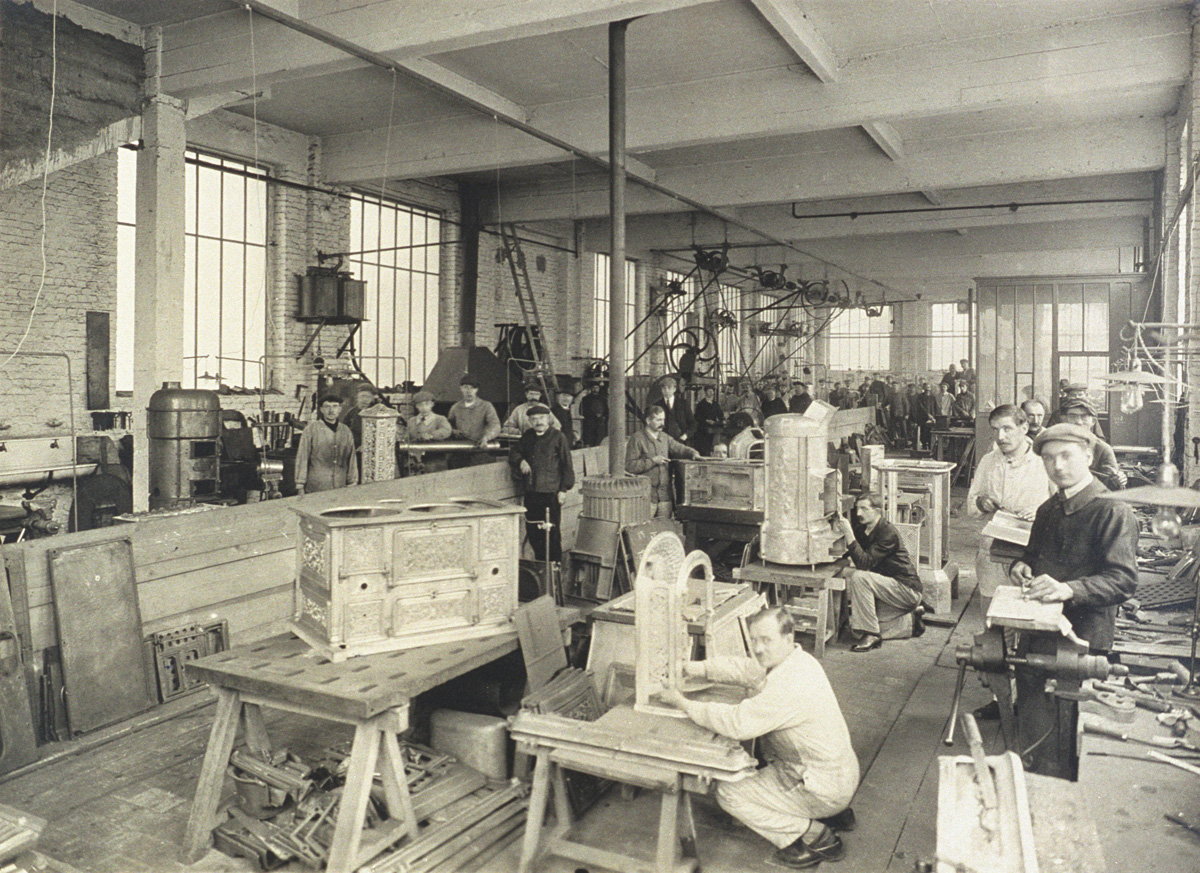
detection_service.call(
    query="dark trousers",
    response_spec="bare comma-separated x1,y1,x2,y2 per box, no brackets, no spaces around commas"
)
524,492,563,562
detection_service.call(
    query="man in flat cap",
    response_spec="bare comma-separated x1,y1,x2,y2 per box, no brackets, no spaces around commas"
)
1007,422,1138,778
448,375,501,467
509,403,574,562
1057,397,1126,489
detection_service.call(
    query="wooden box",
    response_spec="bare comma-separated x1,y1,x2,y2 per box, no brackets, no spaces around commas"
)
678,460,765,512
291,497,523,660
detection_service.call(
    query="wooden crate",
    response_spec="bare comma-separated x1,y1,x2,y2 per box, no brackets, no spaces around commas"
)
292,497,524,660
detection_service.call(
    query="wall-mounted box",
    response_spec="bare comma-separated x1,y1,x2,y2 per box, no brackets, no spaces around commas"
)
291,497,523,661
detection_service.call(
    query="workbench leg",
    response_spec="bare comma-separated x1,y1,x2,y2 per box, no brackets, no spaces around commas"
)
518,750,552,873
181,688,242,863
550,759,573,829
655,787,682,873
380,729,420,840
815,589,829,659
240,702,272,758
679,792,698,859
326,721,381,873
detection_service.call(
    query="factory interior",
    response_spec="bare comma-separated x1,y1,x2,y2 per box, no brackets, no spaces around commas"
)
2,1,1200,871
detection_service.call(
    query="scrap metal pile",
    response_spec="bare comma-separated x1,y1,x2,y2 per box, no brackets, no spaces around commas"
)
214,742,527,872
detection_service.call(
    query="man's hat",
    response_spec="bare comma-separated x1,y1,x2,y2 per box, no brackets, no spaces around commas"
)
1032,422,1097,455
1060,397,1097,417
459,374,480,387
413,390,435,404
527,404,551,416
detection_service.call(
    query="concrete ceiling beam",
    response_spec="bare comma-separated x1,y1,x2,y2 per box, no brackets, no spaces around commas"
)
746,0,839,82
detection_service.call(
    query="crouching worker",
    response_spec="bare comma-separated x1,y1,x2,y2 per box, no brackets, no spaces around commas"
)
835,491,923,652
660,607,859,869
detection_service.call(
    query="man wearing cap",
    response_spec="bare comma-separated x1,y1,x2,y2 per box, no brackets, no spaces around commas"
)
1057,398,1126,489
625,404,701,518
501,380,561,439
448,376,502,467
295,394,358,494
407,390,452,473
1021,398,1048,441
1008,422,1138,778
579,381,608,447
509,404,574,562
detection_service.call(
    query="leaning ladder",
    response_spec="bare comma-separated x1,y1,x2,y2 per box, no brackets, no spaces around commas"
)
499,223,559,400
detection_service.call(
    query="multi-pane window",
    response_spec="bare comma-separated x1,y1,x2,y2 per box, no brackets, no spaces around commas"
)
930,302,972,372
827,305,893,371
116,147,269,391
593,253,637,369
348,193,442,388
715,282,742,382
184,150,269,389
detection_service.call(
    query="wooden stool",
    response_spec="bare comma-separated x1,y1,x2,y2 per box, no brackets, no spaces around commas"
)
732,561,845,657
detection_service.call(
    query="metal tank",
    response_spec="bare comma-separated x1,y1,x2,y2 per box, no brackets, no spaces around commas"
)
760,405,842,565
147,382,221,509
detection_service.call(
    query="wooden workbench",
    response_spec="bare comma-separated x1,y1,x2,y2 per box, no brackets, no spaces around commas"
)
732,560,845,658
509,705,758,873
180,631,526,872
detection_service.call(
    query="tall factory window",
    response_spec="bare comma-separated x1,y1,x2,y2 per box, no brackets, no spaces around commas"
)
184,150,269,389
115,145,136,393
930,302,972,371
348,193,442,388
593,254,638,370
827,306,892,371
116,147,269,391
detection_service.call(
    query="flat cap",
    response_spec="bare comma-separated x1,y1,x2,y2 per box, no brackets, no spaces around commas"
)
1032,422,1097,455
413,390,435,403
527,404,551,416
1060,397,1097,417
459,374,480,387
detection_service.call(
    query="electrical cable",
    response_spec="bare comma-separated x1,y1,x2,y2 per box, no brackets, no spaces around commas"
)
0,0,57,374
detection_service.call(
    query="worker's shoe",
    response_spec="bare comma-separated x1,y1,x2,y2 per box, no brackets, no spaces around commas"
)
851,634,882,652
773,827,844,868
973,700,1001,721
912,605,927,638
818,807,857,832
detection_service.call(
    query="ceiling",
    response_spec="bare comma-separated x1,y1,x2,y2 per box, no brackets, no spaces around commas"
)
68,0,1191,293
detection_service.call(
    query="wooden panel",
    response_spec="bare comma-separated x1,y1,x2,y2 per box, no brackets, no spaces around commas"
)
47,538,155,734
0,562,38,774
85,310,110,411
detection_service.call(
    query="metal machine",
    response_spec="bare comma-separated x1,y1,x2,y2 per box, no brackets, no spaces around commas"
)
147,383,221,510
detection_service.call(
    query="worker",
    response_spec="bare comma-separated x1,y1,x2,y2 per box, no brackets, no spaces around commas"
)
294,394,358,494
950,379,976,424
760,382,788,419
1056,398,1126,489
966,404,1056,722
693,384,724,455
447,375,501,467
552,390,576,447
787,381,812,415
660,606,859,870
407,390,452,473
835,492,923,652
341,384,381,448
625,404,700,518
579,381,608,447
501,379,561,438
1008,423,1138,778
651,374,695,444
508,404,574,562
1021,398,1047,441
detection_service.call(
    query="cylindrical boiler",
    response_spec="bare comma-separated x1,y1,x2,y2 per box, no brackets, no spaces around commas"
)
760,407,841,565
147,382,221,509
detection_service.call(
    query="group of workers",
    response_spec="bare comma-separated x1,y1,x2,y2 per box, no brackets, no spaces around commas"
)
290,366,1141,870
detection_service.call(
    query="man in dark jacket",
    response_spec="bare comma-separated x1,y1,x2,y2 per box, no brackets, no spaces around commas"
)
835,492,922,652
509,405,575,562
1008,422,1138,778
653,374,696,443
787,382,812,415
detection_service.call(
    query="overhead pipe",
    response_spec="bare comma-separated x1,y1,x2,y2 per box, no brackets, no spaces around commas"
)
790,197,1152,221
608,20,629,474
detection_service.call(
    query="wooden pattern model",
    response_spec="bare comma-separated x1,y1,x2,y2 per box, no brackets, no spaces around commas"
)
634,532,713,718
291,497,523,661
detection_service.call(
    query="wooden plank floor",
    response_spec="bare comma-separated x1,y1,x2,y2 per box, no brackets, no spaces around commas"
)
0,489,999,873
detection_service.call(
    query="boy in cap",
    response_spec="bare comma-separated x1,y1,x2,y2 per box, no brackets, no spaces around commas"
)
295,394,358,494
1057,398,1126,489
407,390,452,473
1007,422,1138,777
501,378,561,438
448,375,501,467
509,403,574,562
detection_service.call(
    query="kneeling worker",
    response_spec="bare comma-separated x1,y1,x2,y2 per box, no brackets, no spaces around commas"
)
836,492,923,652
661,607,859,869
